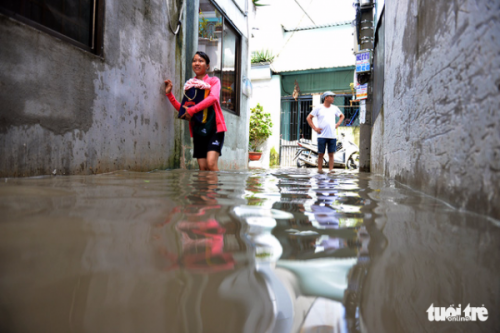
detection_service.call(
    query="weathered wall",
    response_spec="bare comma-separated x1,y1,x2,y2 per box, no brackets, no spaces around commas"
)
372,0,500,219
361,176,500,333
0,0,184,177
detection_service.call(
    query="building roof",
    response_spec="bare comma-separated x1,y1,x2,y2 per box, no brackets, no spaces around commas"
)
271,23,355,73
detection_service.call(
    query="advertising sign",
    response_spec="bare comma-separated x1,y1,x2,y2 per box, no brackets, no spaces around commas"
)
356,83,368,100
356,51,371,73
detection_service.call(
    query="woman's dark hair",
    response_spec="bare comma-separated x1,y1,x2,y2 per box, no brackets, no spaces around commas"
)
194,51,210,66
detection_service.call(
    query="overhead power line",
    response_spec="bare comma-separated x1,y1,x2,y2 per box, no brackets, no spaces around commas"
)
293,0,316,25
276,0,315,58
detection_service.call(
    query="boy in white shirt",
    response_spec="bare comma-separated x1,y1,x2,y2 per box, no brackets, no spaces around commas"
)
306,91,345,172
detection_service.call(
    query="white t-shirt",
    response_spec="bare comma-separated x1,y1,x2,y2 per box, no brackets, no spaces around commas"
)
310,105,343,139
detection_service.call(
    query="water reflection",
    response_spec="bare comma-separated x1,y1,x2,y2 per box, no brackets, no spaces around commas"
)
267,170,376,333
0,169,498,332
157,172,238,274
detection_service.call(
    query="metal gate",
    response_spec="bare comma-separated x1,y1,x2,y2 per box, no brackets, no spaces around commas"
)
279,96,313,167
279,95,359,167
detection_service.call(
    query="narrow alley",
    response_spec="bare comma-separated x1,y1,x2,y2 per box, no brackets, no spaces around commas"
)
0,168,498,332
0,0,499,332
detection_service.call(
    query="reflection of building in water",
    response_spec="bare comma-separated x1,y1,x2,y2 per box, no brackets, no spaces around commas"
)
343,225,385,333
272,202,312,226
272,204,358,260
268,171,382,332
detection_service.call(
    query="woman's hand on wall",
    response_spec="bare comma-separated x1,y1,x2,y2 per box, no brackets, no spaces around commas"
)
164,80,173,95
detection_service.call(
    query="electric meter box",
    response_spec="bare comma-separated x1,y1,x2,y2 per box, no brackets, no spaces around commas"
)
355,50,372,74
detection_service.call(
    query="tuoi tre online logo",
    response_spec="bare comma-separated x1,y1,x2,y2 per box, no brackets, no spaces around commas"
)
427,304,488,322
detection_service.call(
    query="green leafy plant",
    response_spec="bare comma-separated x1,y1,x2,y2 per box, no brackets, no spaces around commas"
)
269,147,279,167
251,49,275,64
198,11,209,38
350,82,355,97
249,103,273,152
252,0,270,7
244,193,266,206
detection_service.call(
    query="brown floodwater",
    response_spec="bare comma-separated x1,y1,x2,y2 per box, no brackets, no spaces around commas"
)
0,168,498,333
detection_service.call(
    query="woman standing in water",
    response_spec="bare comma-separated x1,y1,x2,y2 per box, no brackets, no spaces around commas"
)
164,51,227,171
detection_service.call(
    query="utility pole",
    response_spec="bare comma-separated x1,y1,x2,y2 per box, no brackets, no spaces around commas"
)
353,0,374,172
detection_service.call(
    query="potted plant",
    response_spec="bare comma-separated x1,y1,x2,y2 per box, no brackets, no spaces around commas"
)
251,49,275,65
249,103,273,161
198,11,209,38
252,0,270,7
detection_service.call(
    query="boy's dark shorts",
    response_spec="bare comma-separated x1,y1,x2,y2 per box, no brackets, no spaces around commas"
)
317,138,337,154
193,131,225,159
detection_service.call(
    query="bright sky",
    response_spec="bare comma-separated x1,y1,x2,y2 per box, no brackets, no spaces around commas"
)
257,0,355,29
251,0,355,53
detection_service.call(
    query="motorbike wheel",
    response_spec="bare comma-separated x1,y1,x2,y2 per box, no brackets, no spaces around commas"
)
347,153,359,170
297,159,306,168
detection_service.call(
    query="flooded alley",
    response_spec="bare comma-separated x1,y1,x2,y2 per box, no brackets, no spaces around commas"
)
0,169,498,333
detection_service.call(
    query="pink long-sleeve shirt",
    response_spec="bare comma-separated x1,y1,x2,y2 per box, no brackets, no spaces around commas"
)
166,75,228,138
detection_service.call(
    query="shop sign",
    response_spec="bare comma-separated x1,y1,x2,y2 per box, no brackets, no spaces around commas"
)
356,51,371,73
356,83,368,100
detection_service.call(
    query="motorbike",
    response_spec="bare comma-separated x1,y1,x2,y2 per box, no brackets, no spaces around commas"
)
293,133,360,169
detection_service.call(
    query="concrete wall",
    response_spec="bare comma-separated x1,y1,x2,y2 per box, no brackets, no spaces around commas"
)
0,0,252,176
361,176,500,333
0,0,185,177
249,64,281,168
371,0,500,219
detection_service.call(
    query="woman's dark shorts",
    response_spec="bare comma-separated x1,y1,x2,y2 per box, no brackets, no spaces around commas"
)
317,138,337,154
193,131,225,159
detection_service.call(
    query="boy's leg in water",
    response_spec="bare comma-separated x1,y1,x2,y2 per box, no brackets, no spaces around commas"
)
197,158,209,171
328,138,336,172
206,151,220,171
317,138,326,173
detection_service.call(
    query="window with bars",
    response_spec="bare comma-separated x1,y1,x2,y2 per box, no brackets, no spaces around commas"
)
0,0,104,55
198,0,241,115
280,97,313,141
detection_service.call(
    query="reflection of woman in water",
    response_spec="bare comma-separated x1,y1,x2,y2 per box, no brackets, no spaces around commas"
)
164,51,227,171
